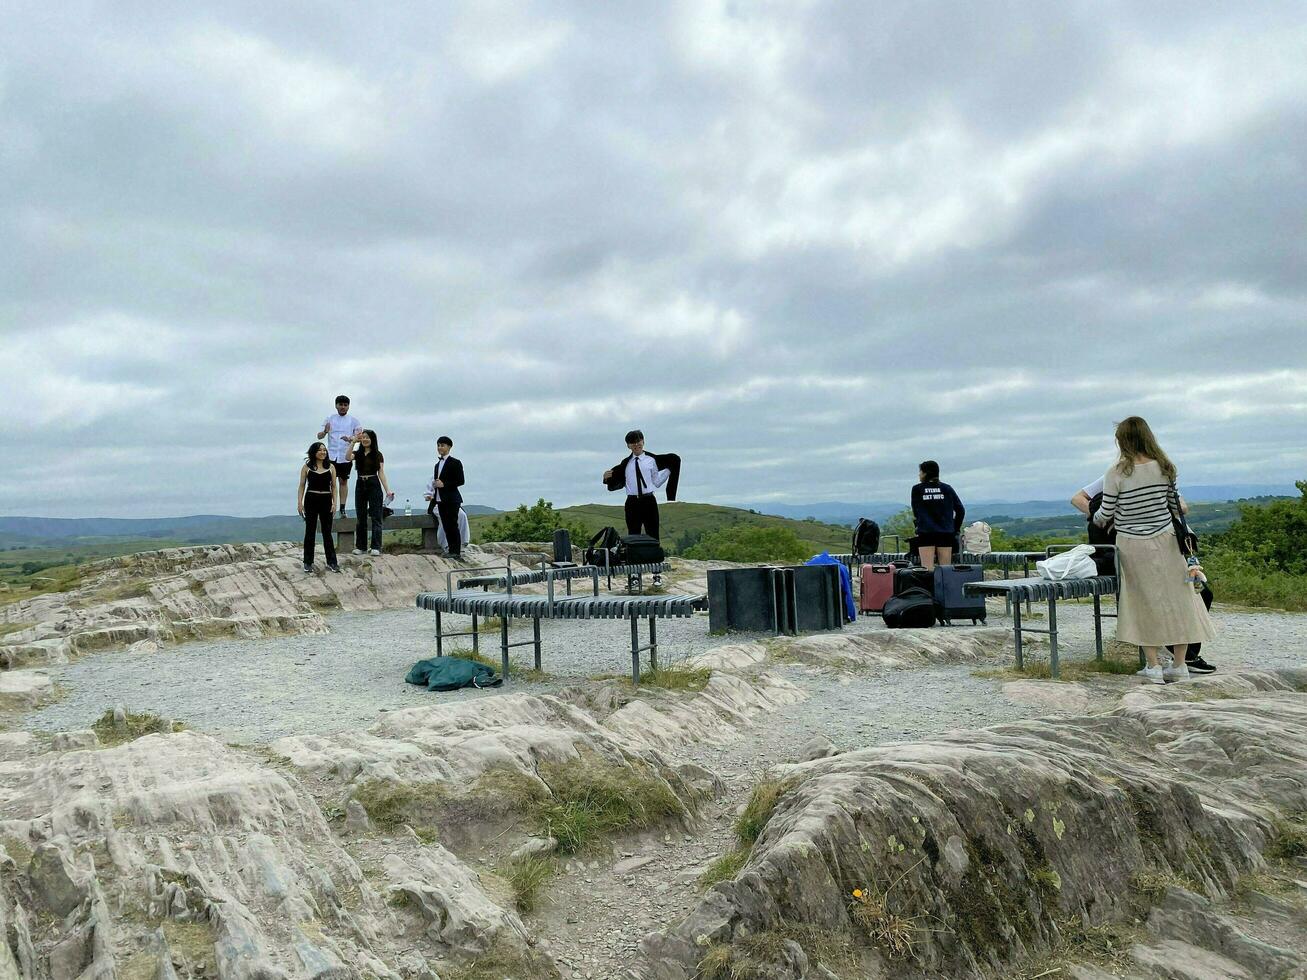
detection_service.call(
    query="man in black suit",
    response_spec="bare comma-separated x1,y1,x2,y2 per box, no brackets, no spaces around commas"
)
603,430,680,586
425,436,465,559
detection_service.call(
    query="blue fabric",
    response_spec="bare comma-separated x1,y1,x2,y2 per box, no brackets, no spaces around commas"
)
807,552,856,622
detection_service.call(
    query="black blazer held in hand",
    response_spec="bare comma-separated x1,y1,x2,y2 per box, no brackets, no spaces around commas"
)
603,452,681,501
432,456,464,506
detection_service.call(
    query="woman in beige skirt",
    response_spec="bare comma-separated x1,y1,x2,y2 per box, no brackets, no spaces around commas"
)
1093,417,1216,684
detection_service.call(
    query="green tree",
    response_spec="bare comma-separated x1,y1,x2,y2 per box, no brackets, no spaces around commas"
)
883,508,916,543
480,499,592,545
683,525,811,563
1209,481,1307,575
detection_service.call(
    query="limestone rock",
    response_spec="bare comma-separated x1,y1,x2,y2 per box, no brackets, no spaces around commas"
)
797,735,836,762
509,836,557,861
0,670,54,709
29,843,89,916
1002,679,1093,714
630,671,1307,979
344,798,372,832
50,730,100,751
779,628,1010,671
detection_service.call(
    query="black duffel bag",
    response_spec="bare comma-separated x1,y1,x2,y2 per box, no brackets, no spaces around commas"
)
618,533,665,564
882,587,937,629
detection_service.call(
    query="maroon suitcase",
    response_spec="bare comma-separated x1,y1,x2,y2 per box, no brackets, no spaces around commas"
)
859,564,896,613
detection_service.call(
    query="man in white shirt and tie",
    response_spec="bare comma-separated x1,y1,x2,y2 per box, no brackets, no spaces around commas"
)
317,395,362,517
603,429,676,586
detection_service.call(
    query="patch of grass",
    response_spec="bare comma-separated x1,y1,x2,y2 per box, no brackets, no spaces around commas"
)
639,664,712,691
736,777,791,846
696,926,862,979
1201,551,1307,612
0,621,34,640
440,943,560,980
351,779,450,831
1129,868,1202,902
537,756,686,854
1232,870,1294,905
1265,815,1307,862
974,652,1142,683
476,616,505,634
498,855,556,914
699,848,750,888
90,709,184,747
849,884,921,959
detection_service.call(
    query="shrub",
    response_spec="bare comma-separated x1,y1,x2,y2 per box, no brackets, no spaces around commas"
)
480,499,591,545
683,525,810,563
1202,482,1307,610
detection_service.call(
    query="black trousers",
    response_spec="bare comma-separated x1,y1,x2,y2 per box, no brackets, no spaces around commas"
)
355,478,384,551
303,494,337,566
435,500,461,555
624,495,658,539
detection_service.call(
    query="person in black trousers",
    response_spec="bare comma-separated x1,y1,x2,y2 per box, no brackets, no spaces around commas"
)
424,436,465,559
910,459,965,571
297,442,340,573
346,430,393,555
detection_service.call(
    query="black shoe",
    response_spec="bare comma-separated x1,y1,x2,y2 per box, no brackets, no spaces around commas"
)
327,564,341,574
303,563,313,573
1186,656,1216,674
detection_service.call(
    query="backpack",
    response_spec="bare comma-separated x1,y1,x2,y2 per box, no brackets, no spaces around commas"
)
852,518,881,556
584,526,622,567
404,656,503,692
618,534,665,565
882,587,937,629
961,522,992,555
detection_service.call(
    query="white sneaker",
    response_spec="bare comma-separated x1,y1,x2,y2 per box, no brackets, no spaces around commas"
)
352,549,364,556
369,549,382,556
1163,665,1190,684
1141,665,1165,685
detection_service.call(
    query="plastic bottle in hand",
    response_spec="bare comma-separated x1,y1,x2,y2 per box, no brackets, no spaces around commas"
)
405,498,412,517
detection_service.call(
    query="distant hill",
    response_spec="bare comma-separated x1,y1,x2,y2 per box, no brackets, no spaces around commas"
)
0,507,500,550
472,501,852,555
985,498,1281,541
753,484,1299,527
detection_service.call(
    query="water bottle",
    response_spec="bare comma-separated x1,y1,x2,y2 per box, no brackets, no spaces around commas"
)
404,498,412,517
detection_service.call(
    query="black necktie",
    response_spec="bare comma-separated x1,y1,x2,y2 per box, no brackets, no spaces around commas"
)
634,457,647,495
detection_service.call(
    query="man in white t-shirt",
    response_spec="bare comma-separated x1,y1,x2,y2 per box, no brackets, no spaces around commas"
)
318,395,362,517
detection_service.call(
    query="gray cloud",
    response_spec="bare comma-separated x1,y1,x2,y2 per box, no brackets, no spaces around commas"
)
4,0,1306,518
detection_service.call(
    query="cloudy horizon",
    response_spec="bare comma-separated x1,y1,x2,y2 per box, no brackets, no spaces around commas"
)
5,1,1305,519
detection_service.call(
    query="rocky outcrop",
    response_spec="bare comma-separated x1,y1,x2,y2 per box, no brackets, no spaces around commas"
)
776,628,1011,671
0,728,539,979
0,542,494,668
631,669,1307,980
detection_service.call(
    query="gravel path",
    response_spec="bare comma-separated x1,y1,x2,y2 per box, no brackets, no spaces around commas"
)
25,598,1307,744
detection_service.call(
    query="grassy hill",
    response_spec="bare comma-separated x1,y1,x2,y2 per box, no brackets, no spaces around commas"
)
472,501,851,555
978,497,1280,542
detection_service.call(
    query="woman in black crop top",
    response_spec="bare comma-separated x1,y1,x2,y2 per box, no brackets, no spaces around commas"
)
346,429,393,555
298,442,340,573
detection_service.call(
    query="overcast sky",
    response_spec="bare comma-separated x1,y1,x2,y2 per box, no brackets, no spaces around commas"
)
5,1,1305,518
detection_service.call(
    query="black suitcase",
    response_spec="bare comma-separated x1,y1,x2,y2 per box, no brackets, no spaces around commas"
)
933,564,986,625
882,588,937,628
553,529,573,564
894,566,934,597
618,533,665,564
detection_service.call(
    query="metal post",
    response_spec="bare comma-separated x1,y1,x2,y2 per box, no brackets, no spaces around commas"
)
472,613,479,654
501,615,510,681
649,616,658,670
1092,593,1103,660
435,610,443,657
1012,601,1024,670
533,617,542,671
1002,566,1012,616
1048,597,1059,679
631,614,640,685
1023,558,1033,613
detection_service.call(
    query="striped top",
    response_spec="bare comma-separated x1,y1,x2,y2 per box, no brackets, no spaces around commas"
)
1092,459,1180,538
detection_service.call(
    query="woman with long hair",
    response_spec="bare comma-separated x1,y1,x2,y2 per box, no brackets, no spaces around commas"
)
1093,417,1215,684
347,429,393,556
911,460,965,571
298,442,340,573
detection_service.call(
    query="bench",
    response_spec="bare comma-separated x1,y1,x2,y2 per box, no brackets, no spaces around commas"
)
457,562,671,594
963,575,1120,678
415,563,707,684
334,514,449,553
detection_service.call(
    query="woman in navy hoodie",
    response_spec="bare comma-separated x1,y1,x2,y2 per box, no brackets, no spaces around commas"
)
911,460,965,570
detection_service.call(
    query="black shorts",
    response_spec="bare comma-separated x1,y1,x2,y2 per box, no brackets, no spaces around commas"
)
916,530,957,548
331,460,352,480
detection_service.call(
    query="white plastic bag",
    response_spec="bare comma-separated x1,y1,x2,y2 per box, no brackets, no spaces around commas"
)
961,521,992,554
1036,544,1098,581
